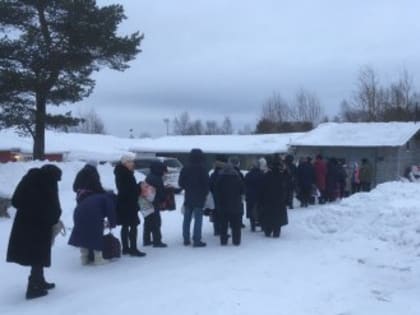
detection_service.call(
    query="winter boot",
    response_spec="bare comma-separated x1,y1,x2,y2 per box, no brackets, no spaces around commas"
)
153,242,168,248
193,241,207,248
129,248,147,257
40,276,55,290
26,277,48,300
80,248,90,265
93,251,109,265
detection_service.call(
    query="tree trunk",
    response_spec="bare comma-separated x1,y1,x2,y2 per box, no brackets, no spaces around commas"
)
33,93,47,160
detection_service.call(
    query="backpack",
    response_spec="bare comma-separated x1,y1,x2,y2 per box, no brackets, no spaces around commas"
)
102,232,121,259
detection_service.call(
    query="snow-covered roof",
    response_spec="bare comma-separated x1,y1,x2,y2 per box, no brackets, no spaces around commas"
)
291,122,420,147
0,129,303,161
129,133,303,155
0,129,134,161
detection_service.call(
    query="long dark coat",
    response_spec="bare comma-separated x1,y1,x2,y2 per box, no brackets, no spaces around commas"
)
68,193,117,251
214,166,244,214
7,165,62,267
259,168,288,229
114,163,139,226
297,162,315,191
244,167,263,218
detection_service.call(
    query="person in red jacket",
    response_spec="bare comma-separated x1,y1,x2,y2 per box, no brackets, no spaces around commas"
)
313,155,327,204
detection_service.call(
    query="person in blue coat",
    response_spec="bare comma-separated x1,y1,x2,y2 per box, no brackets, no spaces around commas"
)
68,192,117,265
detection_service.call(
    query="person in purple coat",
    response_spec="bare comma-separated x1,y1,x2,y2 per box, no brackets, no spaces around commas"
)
68,192,117,265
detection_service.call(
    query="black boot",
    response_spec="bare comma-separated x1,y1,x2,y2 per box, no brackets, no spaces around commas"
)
153,242,167,248
129,248,147,257
121,226,130,255
26,277,48,300
41,279,56,290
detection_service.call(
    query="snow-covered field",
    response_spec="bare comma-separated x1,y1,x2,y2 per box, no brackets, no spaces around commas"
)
0,161,419,315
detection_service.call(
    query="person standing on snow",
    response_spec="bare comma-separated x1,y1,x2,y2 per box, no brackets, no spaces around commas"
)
7,165,63,300
259,156,288,238
178,149,210,247
68,192,118,265
144,161,168,247
244,159,264,231
114,154,146,257
313,154,327,204
215,159,245,246
359,158,373,192
209,155,228,236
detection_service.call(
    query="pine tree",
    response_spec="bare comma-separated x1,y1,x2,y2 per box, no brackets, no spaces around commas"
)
0,0,143,158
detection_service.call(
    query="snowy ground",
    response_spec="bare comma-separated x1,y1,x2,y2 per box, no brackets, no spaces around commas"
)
0,161,419,315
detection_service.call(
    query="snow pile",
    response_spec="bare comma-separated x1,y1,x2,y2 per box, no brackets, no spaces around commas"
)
304,181,420,249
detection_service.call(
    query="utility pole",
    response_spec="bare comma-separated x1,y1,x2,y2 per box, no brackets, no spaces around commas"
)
163,118,170,135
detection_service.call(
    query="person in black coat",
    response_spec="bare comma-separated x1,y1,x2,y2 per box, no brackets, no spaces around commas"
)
259,157,288,237
297,157,315,208
73,161,104,203
7,164,62,299
144,161,168,247
244,160,264,231
228,156,246,228
284,154,297,209
326,158,340,202
114,154,145,257
209,155,228,236
179,149,209,247
215,162,245,246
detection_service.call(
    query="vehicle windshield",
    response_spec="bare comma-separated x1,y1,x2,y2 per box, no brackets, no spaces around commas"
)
134,159,154,170
163,159,182,168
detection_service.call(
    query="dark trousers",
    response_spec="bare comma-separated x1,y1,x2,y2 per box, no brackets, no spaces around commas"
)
212,209,221,236
143,212,162,245
121,224,138,251
262,214,282,238
351,183,361,194
286,188,294,209
219,212,242,245
318,189,327,204
299,186,312,207
360,182,371,192
246,201,259,231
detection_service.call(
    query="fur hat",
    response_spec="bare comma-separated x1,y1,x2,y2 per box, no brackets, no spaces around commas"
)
120,153,136,164
259,157,268,171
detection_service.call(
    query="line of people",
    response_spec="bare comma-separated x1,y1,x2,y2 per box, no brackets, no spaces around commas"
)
288,155,373,208
7,150,374,299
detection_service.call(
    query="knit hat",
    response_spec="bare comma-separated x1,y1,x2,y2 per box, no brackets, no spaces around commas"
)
86,160,98,168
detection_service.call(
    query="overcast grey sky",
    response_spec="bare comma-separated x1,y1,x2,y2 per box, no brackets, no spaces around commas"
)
73,0,420,137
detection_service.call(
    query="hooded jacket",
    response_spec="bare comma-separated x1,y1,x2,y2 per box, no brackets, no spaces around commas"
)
178,149,210,208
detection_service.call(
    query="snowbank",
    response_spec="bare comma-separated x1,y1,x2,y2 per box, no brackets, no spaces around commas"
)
0,161,419,315
302,181,420,250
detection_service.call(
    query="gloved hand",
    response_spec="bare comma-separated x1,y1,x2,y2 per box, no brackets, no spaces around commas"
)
52,220,66,245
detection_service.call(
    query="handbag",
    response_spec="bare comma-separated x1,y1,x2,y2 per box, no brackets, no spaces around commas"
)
161,187,176,211
102,232,121,259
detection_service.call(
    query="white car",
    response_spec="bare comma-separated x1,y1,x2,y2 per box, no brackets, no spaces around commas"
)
134,157,183,189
